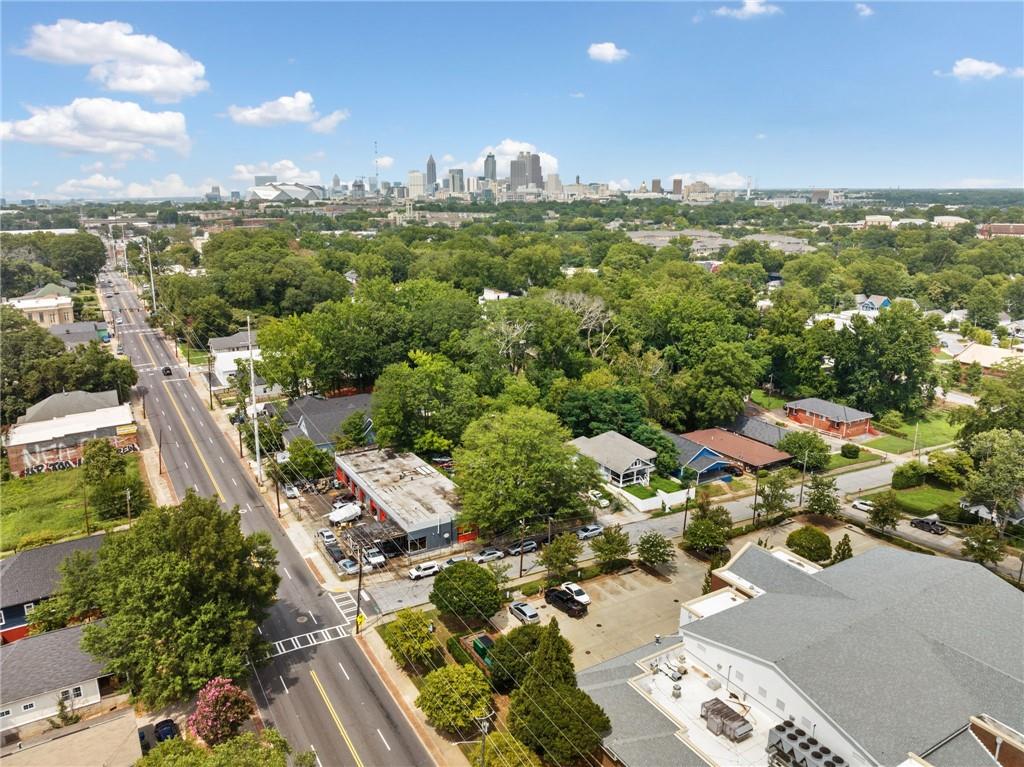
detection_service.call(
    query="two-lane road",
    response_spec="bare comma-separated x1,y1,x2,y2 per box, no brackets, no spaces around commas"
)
102,269,430,767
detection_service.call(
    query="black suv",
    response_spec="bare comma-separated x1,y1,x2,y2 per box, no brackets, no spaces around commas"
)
910,518,948,535
544,587,587,618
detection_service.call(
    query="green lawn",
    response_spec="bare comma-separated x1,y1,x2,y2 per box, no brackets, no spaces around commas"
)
750,389,786,411
624,475,680,499
0,458,142,551
177,344,210,365
864,482,961,517
864,410,959,454
827,452,875,470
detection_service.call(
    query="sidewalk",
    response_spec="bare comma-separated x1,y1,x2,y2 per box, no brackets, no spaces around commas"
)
356,630,466,767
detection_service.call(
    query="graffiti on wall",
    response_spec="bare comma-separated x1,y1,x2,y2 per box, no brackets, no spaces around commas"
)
15,435,139,477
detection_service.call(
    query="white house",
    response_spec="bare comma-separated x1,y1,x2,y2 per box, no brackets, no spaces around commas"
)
570,431,656,487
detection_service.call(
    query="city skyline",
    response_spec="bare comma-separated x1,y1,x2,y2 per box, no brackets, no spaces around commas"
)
2,2,1023,201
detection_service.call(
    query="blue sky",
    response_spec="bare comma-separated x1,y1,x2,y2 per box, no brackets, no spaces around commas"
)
2,1,1022,200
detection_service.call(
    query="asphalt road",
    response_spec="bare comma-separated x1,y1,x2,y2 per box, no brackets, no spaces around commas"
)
102,266,430,767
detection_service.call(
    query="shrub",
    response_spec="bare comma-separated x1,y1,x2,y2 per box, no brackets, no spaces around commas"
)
778,431,830,473
785,526,832,563
187,677,255,746
840,443,860,459
878,411,906,434
891,461,927,490
416,664,492,734
469,732,541,767
446,636,474,667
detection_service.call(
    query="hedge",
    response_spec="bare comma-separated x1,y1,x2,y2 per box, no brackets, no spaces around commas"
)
840,443,861,459
446,636,475,667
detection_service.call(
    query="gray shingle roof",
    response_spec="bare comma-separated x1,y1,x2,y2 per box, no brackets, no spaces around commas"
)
569,431,657,475
0,623,106,704
918,726,993,767
727,415,788,447
723,544,837,597
0,535,104,607
208,329,255,352
784,397,873,423
662,431,729,473
685,548,1024,765
282,394,372,447
17,390,120,424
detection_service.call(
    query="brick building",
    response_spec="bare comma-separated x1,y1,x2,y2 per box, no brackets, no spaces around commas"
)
783,397,874,438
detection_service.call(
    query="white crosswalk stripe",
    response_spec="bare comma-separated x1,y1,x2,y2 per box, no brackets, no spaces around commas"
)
331,592,359,623
268,625,347,657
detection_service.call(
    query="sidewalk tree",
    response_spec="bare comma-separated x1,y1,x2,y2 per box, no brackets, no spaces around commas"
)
82,439,127,486
756,472,793,519
777,431,830,473
429,561,501,623
805,475,840,518
416,664,492,735
683,518,728,554
966,429,1024,517
590,525,632,571
454,406,599,535
785,526,832,563
382,609,438,671
187,677,254,746
636,531,674,568
487,623,564,694
961,524,1006,567
78,491,279,708
469,733,541,767
139,728,295,767
692,494,732,530
539,532,583,581
867,491,901,532
285,436,334,479
830,533,854,565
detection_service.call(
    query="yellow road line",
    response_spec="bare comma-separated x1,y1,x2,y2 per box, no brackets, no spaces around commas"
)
136,325,226,502
310,670,366,767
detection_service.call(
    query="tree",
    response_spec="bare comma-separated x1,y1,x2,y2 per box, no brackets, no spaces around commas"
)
333,410,369,451
416,664,492,734
891,461,927,490
487,623,552,694
785,526,832,563
777,431,830,473
28,550,102,634
965,429,1024,520
90,469,150,521
692,493,732,529
383,609,438,670
961,524,1006,567
469,733,541,767
964,362,983,394
429,561,501,623
953,360,1024,441
590,526,632,571
187,677,255,746
830,533,854,565
77,491,279,708
683,518,728,553
455,407,599,535
927,450,973,488
868,491,901,532
756,472,793,519
805,475,840,518
965,280,1003,330
635,531,674,568
539,532,583,581
81,439,127,486
138,728,295,767
286,436,334,479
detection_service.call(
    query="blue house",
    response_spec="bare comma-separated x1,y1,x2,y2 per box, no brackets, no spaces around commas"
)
663,432,737,483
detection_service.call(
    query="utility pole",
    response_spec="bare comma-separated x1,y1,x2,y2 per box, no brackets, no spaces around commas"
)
518,519,527,578
145,237,157,312
355,546,364,635
158,428,164,475
248,316,263,483
475,715,491,767
798,450,809,507
206,354,214,410
238,424,243,458
83,484,91,535
274,478,281,517
752,471,761,526
125,488,132,528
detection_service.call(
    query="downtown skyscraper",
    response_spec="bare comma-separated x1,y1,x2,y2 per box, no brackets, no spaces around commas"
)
484,153,497,181
426,154,436,188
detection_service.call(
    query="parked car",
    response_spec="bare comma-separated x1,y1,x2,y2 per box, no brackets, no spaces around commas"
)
283,484,300,499
323,542,345,563
161,366,172,376
409,562,442,580
544,588,587,618
910,518,948,535
315,528,337,546
587,489,610,509
329,501,361,524
473,548,505,563
508,601,540,625
560,581,591,605
441,556,468,569
153,720,179,743
576,524,604,540
115,317,124,325
505,540,538,556
851,500,875,512
338,558,360,576
363,547,386,569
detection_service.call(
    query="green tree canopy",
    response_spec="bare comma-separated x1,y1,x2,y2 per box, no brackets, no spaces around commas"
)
590,526,632,571
960,524,1006,567
469,732,542,767
785,526,832,563
868,491,901,532
382,608,438,671
635,531,675,568
539,532,584,581
429,561,501,623
416,664,492,734
805,474,840,518
777,431,830,473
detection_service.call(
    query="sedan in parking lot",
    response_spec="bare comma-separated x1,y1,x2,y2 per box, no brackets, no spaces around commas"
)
910,518,948,535
505,540,538,556
338,559,360,576
153,719,179,743
409,562,442,580
576,524,604,540
323,542,345,563
363,547,386,569
560,581,591,605
508,601,540,625
544,588,587,618
315,528,337,546
851,500,874,512
441,556,468,569
473,548,505,563
283,484,300,499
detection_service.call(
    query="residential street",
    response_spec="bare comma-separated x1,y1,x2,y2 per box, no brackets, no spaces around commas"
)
103,269,431,767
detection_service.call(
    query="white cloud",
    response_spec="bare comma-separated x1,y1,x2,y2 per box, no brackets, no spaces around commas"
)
713,0,781,20
80,160,105,173
854,3,874,17
56,173,124,195
228,91,348,133
755,132,767,140
0,97,190,156
587,42,629,63
950,58,1007,80
124,174,215,198
464,139,559,177
1014,68,1024,78
51,172,217,199
569,91,586,99
376,155,395,170
607,178,632,191
18,19,207,102
670,171,748,189
441,153,455,163
231,159,321,185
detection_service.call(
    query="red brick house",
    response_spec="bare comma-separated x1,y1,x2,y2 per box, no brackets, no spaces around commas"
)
784,397,874,438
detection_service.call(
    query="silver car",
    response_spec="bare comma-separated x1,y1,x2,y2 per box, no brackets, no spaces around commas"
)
576,524,604,540
473,548,505,563
509,601,540,625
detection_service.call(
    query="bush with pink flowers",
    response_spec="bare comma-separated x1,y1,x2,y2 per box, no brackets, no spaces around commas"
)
187,677,254,746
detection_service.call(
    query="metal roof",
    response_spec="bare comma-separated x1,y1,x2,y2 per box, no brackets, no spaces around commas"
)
208,329,256,352
0,623,106,704
6,404,134,447
783,397,873,424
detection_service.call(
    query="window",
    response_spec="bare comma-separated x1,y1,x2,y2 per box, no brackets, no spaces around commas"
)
60,690,71,701
22,703,35,712
0,710,10,719
734,669,744,682
758,686,767,699
0,609,5,626
408,536,427,553
776,699,786,712
23,603,35,615
72,687,82,699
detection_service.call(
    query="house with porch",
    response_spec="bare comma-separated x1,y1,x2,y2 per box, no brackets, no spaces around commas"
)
663,432,737,484
569,431,656,488
680,428,792,473
784,397,873,438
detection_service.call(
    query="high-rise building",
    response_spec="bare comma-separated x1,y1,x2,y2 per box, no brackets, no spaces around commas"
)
651,178,662,194
254,175,277,186
484,153,497,181
672,178,683,195
528,153,543,187
545,174,563,197
332,174,341,189
230,190,241,201
408,170,426,199
448,168,465,194
205,185,222,202
510,154,528,189
426,155,437,188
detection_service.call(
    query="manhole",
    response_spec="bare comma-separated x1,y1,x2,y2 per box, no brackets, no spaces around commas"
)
595,623,602,628
296,616,308,624
673,599,680,603
585,650,591,655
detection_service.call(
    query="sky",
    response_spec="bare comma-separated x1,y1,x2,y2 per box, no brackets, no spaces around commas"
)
2,1,1023,200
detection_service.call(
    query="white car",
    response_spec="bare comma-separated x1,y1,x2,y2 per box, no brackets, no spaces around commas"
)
473,548,505,563
851,500,875,512
409,562,441,580
508,601,540,625
576,524,604,540
283,484,299,499
315,528,337,546
362,547,386,569
560,581,591,605
587,490,610,509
